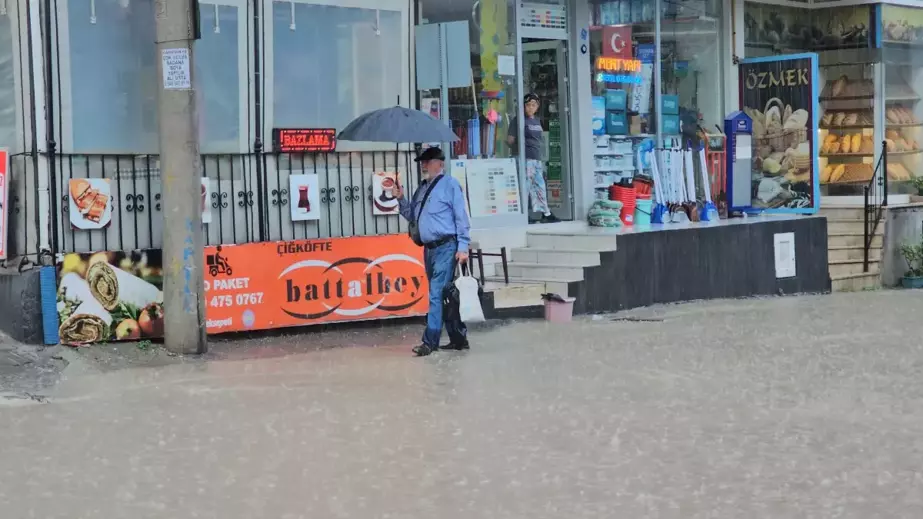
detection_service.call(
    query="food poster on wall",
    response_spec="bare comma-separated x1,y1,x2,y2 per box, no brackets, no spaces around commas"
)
56,235,429,345
881,5,923,43
69,178,113,230
743,4,873,51
58,251,164,345
739,53,819,213
288,174,321,221
0,149,8,259
201,177,213,224
421,98,441,120
371,170,404,216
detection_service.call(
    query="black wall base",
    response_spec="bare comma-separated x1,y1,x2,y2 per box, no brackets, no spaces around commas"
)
0,269,44,344
483,216,830,320
573,217,830,314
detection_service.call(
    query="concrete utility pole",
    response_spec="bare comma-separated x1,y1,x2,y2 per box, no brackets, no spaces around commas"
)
154,0,207,354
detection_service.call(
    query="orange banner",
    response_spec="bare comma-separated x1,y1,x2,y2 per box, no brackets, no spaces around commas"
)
204,235,428,333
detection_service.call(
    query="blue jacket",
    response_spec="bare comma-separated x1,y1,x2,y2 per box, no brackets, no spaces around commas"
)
398,173,471,253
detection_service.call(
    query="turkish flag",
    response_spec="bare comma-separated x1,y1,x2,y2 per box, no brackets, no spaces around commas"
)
602,26,632,59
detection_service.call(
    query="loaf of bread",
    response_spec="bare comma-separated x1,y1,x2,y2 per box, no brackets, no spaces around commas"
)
832,76,848,97
841,135,852,154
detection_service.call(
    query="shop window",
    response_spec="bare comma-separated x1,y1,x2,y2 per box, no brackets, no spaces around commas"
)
61,0,244,154
660,1,723,142
417,0,518,160
196,4,242,153
882,5,923,196
0,11,18,150
270,0,406,143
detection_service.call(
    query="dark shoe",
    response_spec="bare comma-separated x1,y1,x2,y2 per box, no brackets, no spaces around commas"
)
412,344,438,357
442,340,470,351
540,213,561,223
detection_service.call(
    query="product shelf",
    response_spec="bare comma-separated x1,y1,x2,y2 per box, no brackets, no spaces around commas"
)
821,153,875,158
821,125,874,130
819,95,874,102
887,96,921,103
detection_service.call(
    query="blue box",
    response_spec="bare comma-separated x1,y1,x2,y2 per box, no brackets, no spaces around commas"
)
592,96,606,136
662,95,680,115
605,89,628,111
662,114,680,135
607,111,628,135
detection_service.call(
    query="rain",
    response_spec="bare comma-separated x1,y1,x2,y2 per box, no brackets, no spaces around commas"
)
2,290,923,517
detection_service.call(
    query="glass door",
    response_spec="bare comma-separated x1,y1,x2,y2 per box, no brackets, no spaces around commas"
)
522,39,574,220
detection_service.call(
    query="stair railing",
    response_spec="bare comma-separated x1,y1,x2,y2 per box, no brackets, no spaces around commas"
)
863,143,888,273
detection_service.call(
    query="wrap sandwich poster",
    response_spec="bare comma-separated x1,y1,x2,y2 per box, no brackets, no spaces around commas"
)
739,53,820,214
58,251,164,345
57,234,428,345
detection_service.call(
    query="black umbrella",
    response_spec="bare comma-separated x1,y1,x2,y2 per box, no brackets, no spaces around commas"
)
338,106,459,143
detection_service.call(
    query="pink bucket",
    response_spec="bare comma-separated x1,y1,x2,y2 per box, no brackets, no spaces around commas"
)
544,297,576,323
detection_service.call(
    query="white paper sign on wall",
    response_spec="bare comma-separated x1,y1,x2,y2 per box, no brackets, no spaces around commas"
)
774,232,797,278
161,48,191,90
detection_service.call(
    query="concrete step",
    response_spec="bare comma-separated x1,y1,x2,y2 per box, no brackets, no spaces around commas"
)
510,248,601,267
485,278,571,299
826,218,884,235
482,281,549,309
506,262,586,283
526,231,619,251
828,233,883,248
820,207,866,220
831,271,882,292
829,259,880,278
828,245,881,262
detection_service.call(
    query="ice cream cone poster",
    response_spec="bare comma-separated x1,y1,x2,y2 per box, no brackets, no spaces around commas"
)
57,250,165,346
288,174,320,221
372,170,403,216
68,178,112,229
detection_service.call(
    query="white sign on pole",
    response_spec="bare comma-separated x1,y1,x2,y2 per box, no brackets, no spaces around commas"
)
161,48,191,90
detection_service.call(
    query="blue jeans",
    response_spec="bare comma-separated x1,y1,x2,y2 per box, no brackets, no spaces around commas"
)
423,240,467,348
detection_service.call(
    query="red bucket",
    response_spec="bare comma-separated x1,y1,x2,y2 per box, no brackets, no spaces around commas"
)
609,185,636,225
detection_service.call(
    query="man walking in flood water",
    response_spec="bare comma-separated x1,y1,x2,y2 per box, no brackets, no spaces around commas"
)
394,147,470,357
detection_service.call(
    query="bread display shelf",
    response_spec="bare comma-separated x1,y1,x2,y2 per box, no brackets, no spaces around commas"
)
821,125,873,130
888,123,923,128
887,96,921,102
890,149,923,156
819,95,874,102
821,153,874,158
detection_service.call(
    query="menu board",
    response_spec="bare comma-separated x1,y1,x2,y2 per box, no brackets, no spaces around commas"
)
459,158,521,218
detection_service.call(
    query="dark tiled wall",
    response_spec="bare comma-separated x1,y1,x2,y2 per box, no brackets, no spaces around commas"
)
568,217,830,315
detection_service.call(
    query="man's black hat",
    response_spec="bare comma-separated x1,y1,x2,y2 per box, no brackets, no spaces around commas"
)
414,147,446,162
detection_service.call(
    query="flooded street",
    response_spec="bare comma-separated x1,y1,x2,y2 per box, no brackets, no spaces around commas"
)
3,291,923,518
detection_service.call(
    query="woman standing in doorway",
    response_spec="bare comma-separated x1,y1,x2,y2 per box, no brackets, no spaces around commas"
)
508,93,559,223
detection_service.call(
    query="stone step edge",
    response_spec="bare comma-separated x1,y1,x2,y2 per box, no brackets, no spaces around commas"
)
830,271,880,281
829,259,881,266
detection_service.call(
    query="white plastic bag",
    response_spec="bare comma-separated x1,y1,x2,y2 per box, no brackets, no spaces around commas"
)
455,273,485,323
